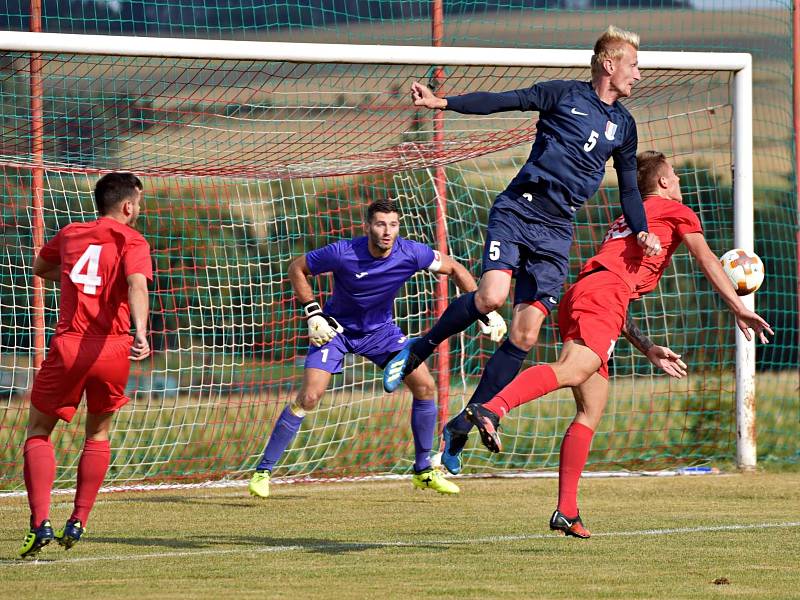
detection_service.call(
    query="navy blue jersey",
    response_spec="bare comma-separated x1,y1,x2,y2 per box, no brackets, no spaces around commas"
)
305,236,435,334
446,80,647,233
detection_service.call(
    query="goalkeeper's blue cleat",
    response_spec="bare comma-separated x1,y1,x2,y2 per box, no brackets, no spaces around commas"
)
411,468,460,495
55,519,85,550
248,470,271,498
383,341,425,393
464,403,502,453
549,510,591,539
440,423,469,475
383,344,411,393
18,519,54,559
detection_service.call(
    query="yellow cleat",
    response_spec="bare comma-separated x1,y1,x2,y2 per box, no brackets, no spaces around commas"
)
411,468,460,495
248,470,271,498
55,519,85,550
18,519,54,559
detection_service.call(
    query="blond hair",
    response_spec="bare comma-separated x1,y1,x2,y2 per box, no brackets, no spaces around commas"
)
636,150,669,196
591,26,640,78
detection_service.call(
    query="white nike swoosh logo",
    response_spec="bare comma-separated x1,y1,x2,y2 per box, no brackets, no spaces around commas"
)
570,108,588,116
355,272,368,279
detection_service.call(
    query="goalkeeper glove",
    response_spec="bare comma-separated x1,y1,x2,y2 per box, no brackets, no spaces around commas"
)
477,310,507,343
304,301,344,347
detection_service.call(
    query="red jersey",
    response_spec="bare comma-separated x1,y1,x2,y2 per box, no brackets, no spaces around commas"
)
580,196,702,299
38,217,153,336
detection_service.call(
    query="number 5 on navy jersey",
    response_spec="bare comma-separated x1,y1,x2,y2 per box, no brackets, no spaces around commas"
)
489,241,501,260
584,130,599,152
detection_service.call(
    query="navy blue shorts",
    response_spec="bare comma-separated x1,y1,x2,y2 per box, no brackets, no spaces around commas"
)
304,321,409,374
482,193,573,310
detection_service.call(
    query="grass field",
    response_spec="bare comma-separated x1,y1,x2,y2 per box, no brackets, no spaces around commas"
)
2,472,799,599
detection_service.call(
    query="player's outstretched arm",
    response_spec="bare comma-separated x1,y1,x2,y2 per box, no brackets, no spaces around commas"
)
288,255,343,347
432,253,506,342
682,232,774,344
410,81,447,110
431,253,477,294
621,312,654,355
33,255,61,283
127,273,150,361
622,313,687,378
644,346,688,379
411,81,530,115
288,255,316,306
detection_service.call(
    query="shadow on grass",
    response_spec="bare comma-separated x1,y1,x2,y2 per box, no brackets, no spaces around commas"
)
88,534,447,555
368,497,462,505
100,494,310,507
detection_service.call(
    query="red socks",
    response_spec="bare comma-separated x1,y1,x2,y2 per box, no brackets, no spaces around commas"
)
483,369,594,517
483,364,559,417
23,435,56,526
71,439,111,525
557,422,595,517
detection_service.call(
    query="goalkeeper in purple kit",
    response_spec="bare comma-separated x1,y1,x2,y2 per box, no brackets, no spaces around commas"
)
248,200,506,497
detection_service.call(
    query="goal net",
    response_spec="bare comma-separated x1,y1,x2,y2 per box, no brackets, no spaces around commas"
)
0,34,754,488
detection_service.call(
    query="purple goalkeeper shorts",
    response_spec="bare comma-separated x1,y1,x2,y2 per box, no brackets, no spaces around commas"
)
304,321,409,374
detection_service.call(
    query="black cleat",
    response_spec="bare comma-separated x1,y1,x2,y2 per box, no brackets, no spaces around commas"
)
549,510,591,539
464,403,502,453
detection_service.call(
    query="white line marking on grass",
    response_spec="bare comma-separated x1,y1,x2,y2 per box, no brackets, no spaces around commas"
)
0,468,724,500
2,545,304,566
4,522,799,567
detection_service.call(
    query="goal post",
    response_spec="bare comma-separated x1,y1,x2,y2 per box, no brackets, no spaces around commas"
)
732,58,757,471
0,31,757,489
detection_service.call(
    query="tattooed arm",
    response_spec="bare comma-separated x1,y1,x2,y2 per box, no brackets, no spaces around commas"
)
622,312,687,379
622,313,654,355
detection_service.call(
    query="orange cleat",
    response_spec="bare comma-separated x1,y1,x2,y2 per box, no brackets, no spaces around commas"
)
549,510,592,539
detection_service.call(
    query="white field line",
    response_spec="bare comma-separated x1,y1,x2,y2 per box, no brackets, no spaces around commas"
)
0,468,722,500
2,522,799,568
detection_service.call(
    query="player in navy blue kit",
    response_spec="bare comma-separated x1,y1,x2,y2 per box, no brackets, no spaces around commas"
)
383,26,662,475
248,200,506,498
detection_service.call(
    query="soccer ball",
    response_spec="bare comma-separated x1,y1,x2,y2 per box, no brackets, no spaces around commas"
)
719,248,765,296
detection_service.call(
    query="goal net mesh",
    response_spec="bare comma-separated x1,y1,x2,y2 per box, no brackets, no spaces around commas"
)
0,50,752,487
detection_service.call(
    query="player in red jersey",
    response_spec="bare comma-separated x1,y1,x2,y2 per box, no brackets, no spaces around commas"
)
464,151,773,538
18,172,152,558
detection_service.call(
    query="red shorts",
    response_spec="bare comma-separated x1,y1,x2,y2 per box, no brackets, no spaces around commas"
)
30,333,133,422
558,270,630,379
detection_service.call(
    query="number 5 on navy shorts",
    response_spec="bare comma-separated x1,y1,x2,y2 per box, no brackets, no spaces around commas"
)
482,207,572,309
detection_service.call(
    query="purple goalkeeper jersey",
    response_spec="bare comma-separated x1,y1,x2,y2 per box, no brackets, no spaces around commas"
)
305,236,436,334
